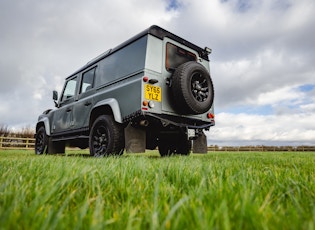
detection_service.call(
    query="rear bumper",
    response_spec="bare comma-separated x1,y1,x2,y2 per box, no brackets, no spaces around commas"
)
144,113,214,130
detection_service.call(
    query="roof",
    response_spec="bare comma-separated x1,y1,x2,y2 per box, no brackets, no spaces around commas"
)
68,25,209,78
146,25,209,61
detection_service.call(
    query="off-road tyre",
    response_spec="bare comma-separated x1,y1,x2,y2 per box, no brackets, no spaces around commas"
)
35,126,48,155
158,134,191,157
89,115,124,157
171,61,214,114
177,139,192,156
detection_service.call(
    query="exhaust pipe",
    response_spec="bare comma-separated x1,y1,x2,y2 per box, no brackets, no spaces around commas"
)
139,120,149,127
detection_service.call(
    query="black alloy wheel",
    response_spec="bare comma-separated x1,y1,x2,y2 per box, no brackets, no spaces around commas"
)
191,72,209,102
35,126,48,155
89,115,124,157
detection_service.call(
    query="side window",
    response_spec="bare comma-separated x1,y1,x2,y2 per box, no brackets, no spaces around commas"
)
80,67,96,94
96,36,147,87
166,43,196,71
61,77,78,102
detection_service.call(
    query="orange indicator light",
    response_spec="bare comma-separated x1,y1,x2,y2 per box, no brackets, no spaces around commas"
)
142,100,148,106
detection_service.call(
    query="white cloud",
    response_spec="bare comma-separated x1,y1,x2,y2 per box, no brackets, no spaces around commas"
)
208,112,315,145
255,86,302,106
300,103,315,113
212,47,315,110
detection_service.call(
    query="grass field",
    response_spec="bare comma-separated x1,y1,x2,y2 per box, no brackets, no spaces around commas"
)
0,150,314,230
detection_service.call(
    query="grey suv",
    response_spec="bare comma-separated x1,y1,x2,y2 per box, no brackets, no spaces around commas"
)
35,25,215,156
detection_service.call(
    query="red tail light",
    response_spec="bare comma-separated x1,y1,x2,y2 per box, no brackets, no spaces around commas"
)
207,113,215,119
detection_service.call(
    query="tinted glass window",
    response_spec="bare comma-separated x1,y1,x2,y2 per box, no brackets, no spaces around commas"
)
96,36,147,87
81,67,96,93
166,43,196,71
61,77,78,101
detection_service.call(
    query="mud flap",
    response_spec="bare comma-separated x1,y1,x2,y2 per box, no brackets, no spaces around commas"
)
124,124,146,153
48,138,65,154
193,131,208,153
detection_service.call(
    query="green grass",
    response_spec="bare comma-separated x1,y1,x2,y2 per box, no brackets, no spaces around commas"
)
0,150,314,230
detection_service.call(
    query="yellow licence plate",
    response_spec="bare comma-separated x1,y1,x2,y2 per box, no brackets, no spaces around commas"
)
144,84,161,102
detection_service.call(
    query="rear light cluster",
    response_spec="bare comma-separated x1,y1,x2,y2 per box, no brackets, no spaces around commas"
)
207,113,215,119
142,76,155,110
142,100,155,108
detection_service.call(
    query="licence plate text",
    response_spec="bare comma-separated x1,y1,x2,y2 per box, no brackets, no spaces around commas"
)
144,84,161,102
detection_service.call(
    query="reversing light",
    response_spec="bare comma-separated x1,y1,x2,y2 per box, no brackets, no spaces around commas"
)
207,113,214,119
148,101,155,108
143,76,149,82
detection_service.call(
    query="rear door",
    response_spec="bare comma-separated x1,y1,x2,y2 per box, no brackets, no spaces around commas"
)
161,38,198,113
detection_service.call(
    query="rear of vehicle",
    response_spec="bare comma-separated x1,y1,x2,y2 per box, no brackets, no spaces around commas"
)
125,26,215,156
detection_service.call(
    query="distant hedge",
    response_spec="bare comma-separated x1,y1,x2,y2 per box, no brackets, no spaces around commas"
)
208,145,315,152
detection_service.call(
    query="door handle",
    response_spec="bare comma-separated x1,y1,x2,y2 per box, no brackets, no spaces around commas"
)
66,108,72,112
84,102,92,106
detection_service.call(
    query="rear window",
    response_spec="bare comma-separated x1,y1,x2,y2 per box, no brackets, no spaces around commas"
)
166,43,196,71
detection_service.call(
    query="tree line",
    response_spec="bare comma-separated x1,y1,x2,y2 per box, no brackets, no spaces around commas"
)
0,124,34,138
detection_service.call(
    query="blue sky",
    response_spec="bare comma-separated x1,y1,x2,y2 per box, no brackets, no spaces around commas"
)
299,84,315,92
167,0,181,11
0,0,314,146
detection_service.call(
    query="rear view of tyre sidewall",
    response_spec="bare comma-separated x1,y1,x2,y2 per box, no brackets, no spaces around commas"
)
89,115,124,157
35,126,48,155
171,61,214,114
158,133,191,157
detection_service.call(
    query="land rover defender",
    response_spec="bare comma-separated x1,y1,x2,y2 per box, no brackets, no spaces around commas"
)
35,25,215,156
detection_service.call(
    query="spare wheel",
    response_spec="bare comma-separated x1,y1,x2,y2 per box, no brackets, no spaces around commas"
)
171,61,214,114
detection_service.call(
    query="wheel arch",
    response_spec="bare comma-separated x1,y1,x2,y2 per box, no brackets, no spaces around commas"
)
90,98,122,128
36,117,51,136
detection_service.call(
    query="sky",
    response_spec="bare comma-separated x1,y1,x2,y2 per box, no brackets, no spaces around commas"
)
0,0,314,146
